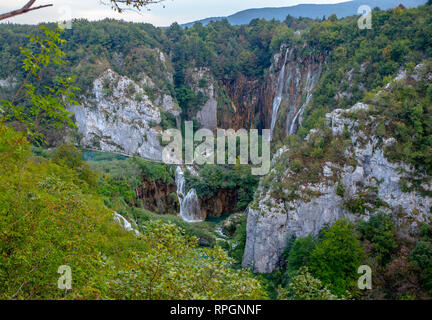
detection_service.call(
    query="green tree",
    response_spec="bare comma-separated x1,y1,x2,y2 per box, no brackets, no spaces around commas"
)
358,212,398,265
409,240,432,295
278,267,339,300
285,235,316,273
52,143,98,188
0,26,79,144
309,219,364,296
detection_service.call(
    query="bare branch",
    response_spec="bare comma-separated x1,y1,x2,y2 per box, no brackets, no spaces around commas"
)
108,0,166,13
0,0,166,22
0,0,53,21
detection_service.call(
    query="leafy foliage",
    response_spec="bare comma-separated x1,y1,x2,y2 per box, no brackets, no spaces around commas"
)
358,212,398,265
0,26,79,144
0,124,267,299
308,220,364,297
284,235,316,275
278,267,339,300
368,61,432,174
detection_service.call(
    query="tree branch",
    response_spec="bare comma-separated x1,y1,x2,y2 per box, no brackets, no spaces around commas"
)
109,0,165,13
0,1,53,21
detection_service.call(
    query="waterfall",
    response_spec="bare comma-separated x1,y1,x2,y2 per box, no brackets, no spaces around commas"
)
269,48,290,141
175,166,186,198
288,61,323,135
175,166,203,222
113,212,139,235
289,93,312,135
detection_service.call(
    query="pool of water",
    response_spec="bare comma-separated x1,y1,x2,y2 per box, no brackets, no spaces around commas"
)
81,149,129,162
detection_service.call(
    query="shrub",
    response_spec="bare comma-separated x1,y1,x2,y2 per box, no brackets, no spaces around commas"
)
285,235,316,274
0,125,267,299
358,212,398,265
309,220,364,297
278,267,340,300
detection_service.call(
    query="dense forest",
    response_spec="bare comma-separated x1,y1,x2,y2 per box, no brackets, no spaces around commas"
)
1,2,432,300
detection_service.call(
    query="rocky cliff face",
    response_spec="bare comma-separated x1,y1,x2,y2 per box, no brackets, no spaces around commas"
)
216,46,324,140
70,69,163,160
218,75,262,130
243,91,432,273
135,177,179,215
69,48,181,161
186,67,218,130
200,189,238,218
267,46,324,141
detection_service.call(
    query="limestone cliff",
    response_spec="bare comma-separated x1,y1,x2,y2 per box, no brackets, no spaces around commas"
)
186,67,218,130
267,46,324,141
242,67,432,273
70,68,180,161
216,45,324,140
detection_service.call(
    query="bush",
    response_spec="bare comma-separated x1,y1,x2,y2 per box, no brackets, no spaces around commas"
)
309,220,364,297
285,235,316,274
358,212,398,265
0,124,267,299
52,143,98,189
278,267,340,300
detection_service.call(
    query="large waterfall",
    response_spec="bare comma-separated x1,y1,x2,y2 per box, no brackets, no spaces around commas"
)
267,45,323,140
269,48,290,141
175,167,204,222
288,61,322,135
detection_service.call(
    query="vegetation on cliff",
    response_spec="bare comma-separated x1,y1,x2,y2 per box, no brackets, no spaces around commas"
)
0,124,268,299
1,2,432,301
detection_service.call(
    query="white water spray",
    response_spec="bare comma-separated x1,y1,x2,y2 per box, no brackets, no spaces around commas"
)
269,48,290,141
288,61,322,135
175,167,203,222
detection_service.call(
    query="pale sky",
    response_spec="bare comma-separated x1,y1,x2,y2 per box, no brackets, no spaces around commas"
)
0,0,348,26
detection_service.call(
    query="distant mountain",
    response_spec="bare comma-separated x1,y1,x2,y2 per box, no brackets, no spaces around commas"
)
181,0,427,27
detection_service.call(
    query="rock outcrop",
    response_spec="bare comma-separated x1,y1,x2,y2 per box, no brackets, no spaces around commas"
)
135,177,179,215
70,69,167,161
266,46,324,141
200,189,238,218
242,98,432,273
216,45,324,141
186,68,218,130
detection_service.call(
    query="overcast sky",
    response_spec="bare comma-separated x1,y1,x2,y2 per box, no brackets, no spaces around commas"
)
0,0,348,26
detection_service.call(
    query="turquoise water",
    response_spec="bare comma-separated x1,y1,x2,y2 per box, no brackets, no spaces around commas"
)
81,149,129,162
206,214,231,225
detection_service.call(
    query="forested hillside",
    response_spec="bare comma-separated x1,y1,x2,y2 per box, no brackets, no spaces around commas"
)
1,2,432,300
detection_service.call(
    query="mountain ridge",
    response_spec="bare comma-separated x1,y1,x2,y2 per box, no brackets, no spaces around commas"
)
181,0,427,27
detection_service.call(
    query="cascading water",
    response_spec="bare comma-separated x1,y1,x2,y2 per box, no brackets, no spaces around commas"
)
175,166,203,222
113,212,139,235
288,61,323,135
269,48,290,141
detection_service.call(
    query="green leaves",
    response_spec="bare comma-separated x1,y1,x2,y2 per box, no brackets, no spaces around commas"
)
21,26,67,77
0,26,79,144
0,125,267,300
279,267,340,300
308,220,365,297
358,212,398,265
